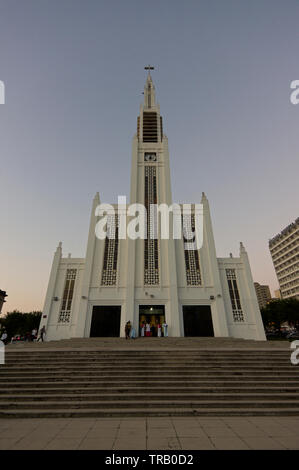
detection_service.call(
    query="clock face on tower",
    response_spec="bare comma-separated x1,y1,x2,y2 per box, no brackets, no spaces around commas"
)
144,153,157,162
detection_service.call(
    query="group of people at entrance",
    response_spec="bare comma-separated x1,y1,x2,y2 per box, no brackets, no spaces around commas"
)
141,321,168,337
125,321,168,339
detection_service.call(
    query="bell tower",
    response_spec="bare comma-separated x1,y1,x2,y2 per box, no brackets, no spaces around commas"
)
124,67,181,337
130,66,172,206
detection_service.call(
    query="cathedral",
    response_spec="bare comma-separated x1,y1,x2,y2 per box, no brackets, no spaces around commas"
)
40,70,266,341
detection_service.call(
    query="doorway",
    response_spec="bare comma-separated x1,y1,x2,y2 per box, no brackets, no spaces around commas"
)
90,306,121,337
139,305,165,337
182,305,214,337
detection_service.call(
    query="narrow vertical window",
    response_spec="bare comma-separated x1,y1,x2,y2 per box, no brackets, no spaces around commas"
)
148,82,151,108
226,269,244,322
144,166,159,285
182,213,202,286
59,269,77,323
160,116,163,142
101,215,119,286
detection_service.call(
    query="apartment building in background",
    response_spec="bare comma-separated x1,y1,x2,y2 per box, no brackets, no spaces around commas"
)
269,218,299,300
254,282,272,309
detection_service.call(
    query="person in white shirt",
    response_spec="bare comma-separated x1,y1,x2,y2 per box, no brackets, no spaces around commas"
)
31,329,37,341
1,331,8,344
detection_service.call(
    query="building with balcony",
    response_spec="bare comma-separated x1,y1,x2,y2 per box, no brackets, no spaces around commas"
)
269,218,299,299
254,282,272,309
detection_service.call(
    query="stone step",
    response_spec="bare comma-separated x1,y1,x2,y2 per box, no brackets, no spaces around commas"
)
5,337,289,348
1,355,292,369
2,380,299,389
9,364,286,370
5,349,290,355
1,399,299,410
3,374,298,383
3,356,293,363
4,361,290,367
1,365,296,373
5,356,291,365
5,348,290,353
1,385,299,394
5,350,290,356
1,407,299,419
1,371,298,380
1,392,299,402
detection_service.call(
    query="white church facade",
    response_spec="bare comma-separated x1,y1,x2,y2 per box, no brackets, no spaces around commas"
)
40,71,266,341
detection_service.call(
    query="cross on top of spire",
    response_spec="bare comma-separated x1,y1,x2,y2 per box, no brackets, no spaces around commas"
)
145,65,154,75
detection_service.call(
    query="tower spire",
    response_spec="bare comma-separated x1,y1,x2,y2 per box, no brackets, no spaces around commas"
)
144,65,156,109
136,66,162,143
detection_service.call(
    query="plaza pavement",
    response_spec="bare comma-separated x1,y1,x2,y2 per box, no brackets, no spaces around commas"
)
0,416,299,450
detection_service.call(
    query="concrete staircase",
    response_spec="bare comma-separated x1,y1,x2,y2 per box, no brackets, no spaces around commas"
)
1,344,299,418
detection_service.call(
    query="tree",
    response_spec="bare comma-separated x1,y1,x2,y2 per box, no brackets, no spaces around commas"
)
0,310,42,339
261,299,299,329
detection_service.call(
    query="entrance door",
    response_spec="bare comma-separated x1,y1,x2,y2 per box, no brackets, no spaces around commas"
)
183,305,214,337
139,305,165,337
90,306,121,337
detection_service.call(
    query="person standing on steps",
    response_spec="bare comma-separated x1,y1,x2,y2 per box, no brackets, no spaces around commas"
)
37,326,46,342
125,321,131,339
162,322,168,337
130,325,136,339
157,322,162,337
31,328,37,342
1,330,8,345
140,321,145,337
145,322,151,337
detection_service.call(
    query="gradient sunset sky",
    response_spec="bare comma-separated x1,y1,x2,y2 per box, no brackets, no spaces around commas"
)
0,0,298,314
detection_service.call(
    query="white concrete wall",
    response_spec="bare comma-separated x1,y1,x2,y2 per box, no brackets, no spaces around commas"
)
218,254,266,340
41,255,84,341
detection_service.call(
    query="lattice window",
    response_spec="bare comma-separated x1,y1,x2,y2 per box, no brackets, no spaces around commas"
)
232,310,244,322
183,213,202,286
144,166,159,285
101,215,119,286
59,268,77,323
143,112,158,142
226,269,244,322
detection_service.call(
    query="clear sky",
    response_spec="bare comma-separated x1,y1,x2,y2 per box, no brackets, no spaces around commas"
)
0,0,298,314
